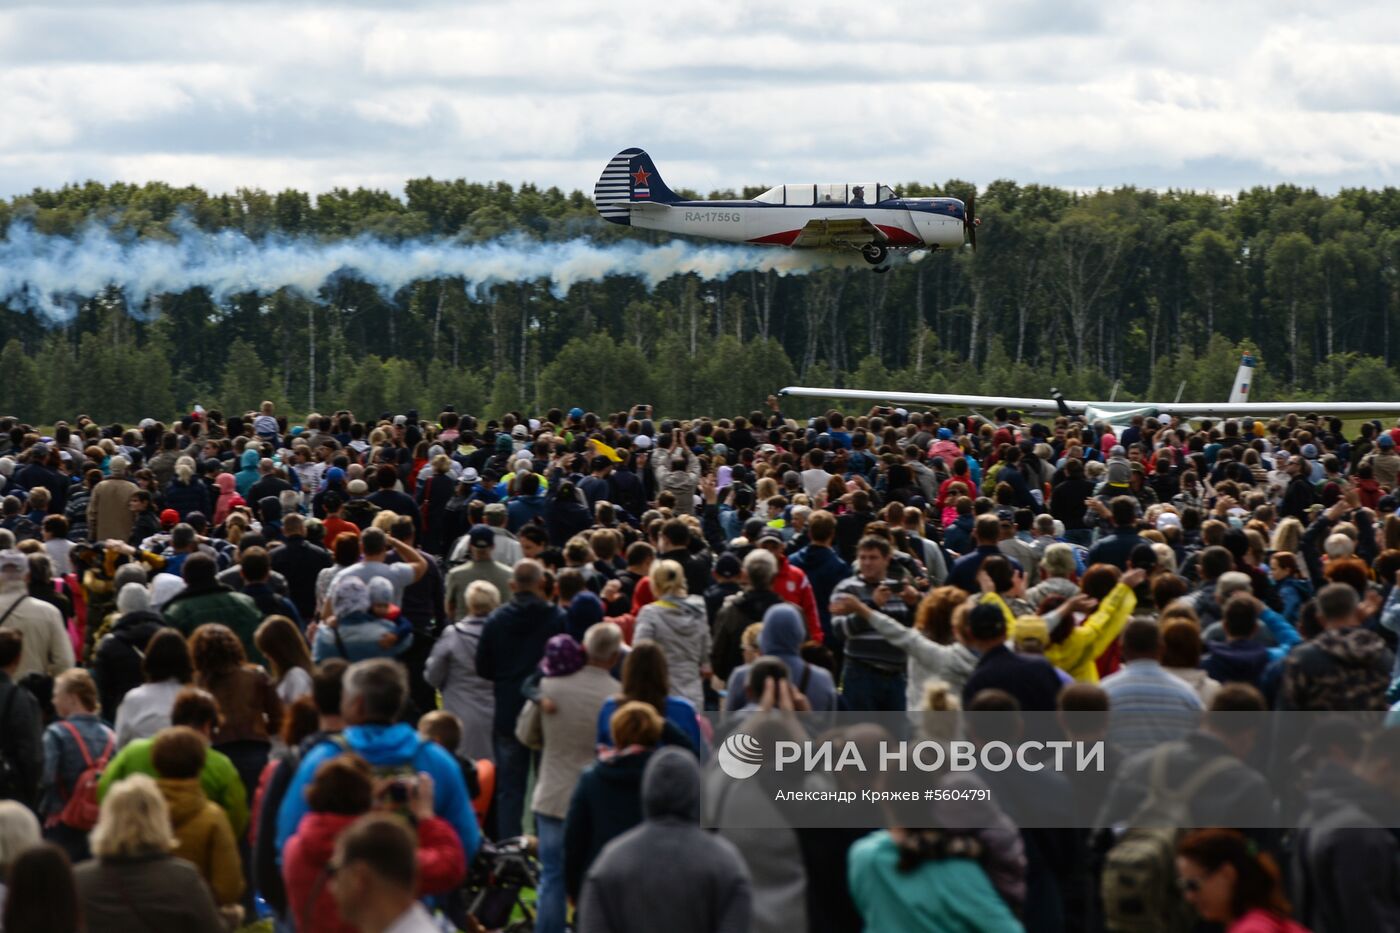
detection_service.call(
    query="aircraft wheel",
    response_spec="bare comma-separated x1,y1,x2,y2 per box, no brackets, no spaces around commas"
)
861,244,888,265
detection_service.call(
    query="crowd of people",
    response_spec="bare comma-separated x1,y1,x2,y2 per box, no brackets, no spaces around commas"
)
0,396,1396,932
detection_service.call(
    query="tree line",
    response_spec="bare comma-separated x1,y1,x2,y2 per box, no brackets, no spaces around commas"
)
2,174,1400,424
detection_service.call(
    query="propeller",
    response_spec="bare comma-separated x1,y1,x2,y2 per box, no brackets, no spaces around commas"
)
964,192,978,250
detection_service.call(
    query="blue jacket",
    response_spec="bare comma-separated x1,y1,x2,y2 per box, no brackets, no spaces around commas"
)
789,543,853,639
234,449,260,499
274,722,480,859
506,493,548,532
1087,525,1149,570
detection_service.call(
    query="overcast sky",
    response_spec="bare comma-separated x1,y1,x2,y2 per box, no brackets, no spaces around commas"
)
3,0,1399,201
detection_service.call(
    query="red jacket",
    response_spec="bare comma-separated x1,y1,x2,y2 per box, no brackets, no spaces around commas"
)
283,811,466,933
772,552,823,644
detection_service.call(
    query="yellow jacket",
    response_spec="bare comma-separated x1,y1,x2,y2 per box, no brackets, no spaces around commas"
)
157,777,244,906
1043,583,1137,682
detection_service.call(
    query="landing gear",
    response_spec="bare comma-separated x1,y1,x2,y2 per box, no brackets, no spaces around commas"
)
861,243,888,265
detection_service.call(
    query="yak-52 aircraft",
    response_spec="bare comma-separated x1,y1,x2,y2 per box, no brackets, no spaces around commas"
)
594,147,974,269
781,355,1400,424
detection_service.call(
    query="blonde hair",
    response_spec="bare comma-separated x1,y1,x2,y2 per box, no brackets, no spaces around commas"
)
90,774,177,859
649,559,687,598
740,622,763,655
175,456,196,483
465,579,502,618
1041,543,1076,579
55,668,99,711
0,800,39,871
1271,517,1303,554
371,511,400,533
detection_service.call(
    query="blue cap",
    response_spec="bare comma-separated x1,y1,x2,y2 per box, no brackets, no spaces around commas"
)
325,466,345,483
1380,434,1395,448
569,407,584,420
937,428,953,440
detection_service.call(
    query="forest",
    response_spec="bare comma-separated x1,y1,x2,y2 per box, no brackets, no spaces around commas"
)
1,173,1400,424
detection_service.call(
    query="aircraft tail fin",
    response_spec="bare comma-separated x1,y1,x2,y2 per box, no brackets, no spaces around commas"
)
594,148,680,225
1228,353,1255,404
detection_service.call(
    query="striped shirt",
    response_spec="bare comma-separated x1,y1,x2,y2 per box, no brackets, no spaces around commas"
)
1101,660,1203,757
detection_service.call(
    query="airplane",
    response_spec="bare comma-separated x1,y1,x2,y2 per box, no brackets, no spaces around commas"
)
594,147,975,270
779,354,1400,425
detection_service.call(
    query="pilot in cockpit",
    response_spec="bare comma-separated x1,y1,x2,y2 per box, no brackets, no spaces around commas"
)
850,185,866,204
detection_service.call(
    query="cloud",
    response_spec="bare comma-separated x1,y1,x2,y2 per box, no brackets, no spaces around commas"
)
2,0,1400,200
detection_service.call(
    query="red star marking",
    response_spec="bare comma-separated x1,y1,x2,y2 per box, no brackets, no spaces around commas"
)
631,166,651,186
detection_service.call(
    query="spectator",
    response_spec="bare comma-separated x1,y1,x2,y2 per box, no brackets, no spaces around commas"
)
92,582,168,723
443,524,512,619
1,842,79,933
1282,581,1393,711
0,631,42,807
256,615,315,705
39,668,115,861
579,747,751,933
269,513,332,621
725,603,838,712
1101,619,1204,755
1176,829,1308,933
100,686,250,838
0,549,72,679
163,553,264,663
283,756,466,933
327,813,446,933
960,602,1063,712
424,578,499,763
275,658,480,861
0,801,40,922
564,700,666,904
831,584,976,707
150,726,244,909
596,639,703,751
517,626,622,933
633,558,712,711
111,628,192,747
190,623,283,802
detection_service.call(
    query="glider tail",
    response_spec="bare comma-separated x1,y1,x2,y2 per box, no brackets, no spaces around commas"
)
594,148,680,225
1228,353,1255,404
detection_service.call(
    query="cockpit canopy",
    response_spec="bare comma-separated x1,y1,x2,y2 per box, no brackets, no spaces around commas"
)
753,183,898,206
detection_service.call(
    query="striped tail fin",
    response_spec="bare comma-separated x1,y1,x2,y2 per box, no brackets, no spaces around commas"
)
1228,353,1255,404
594,148,679,225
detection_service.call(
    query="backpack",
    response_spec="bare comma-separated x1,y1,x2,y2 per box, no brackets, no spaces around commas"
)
326,733,420,787
55,721,115,831
1100,748,1237,933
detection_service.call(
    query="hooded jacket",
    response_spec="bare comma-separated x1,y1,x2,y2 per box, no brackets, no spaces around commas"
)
74,853,225,933
634,594,711,710
212,472,238,525
234,448,261,499
1281,626,1394,711
724,604,838,712
1202,639,1272,687
579,748,751,933
92,606,167,722
275,722,481,859
158,776,244,906
163,476,213,521
476,593,566,735
282,810,467,933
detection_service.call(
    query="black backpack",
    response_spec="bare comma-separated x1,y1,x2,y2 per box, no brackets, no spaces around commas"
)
0,686,26,801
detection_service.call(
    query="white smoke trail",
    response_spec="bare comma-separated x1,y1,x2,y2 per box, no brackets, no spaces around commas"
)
0,219,843,322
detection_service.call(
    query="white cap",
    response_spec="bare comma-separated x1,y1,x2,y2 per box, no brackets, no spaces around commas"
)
461,467,481,483
528,419,541,432
1155,513,1182,530
633,435,653,450
894,408,908,417
0,550,26,575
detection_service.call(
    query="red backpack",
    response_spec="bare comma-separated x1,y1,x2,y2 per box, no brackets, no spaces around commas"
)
54,722,115,831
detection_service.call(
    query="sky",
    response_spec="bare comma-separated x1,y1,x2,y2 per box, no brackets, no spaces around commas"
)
3,0,1400,201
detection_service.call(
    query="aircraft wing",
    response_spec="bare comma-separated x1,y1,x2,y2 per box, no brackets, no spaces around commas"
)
791,217,883,249
779,386,1400,421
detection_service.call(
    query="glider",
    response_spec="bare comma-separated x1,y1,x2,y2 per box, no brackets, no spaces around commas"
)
780,355,1400,424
